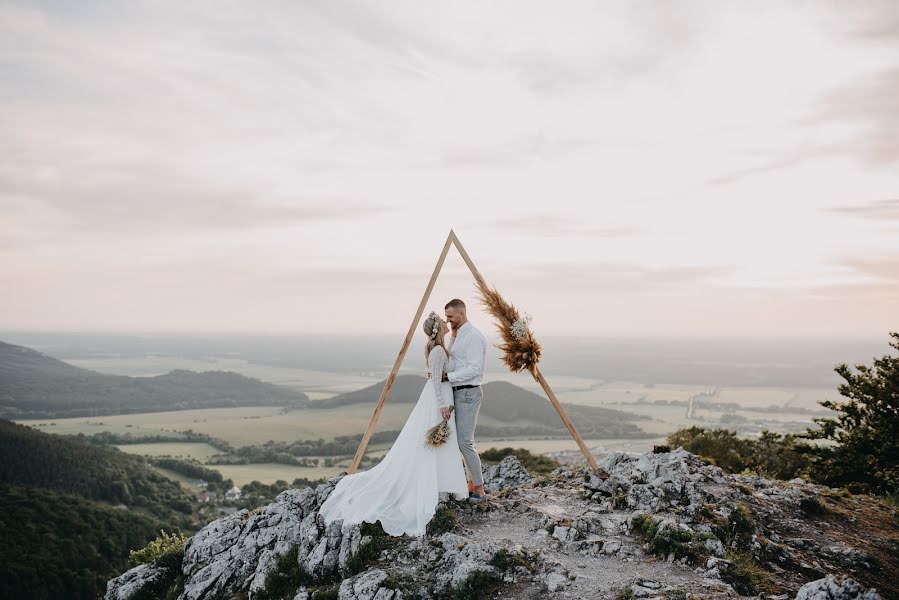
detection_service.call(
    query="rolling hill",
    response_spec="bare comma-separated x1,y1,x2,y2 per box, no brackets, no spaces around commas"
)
0,418,196,599
0,340,310,418
0,418,196,519
312,375,653,438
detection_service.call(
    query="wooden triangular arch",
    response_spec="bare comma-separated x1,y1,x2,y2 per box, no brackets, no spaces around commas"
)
348,230,600,474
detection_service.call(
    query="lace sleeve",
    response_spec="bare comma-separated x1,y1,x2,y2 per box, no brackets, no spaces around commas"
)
427,346,451,408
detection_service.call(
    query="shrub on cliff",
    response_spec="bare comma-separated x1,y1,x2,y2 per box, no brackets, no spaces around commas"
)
802,332,899,496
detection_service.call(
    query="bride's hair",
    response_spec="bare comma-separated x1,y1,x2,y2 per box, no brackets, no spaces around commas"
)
423,311,448,364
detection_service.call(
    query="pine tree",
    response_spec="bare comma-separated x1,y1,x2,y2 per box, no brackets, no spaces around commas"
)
802,332,899,495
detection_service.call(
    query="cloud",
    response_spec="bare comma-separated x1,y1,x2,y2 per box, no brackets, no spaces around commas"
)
830,254,899,285
1,1,898,337
503,260,735,292
0,161,388,243
702,65,899,187
847,2,899,43
501,3,711,95
823,198,899,221
437,134,596,168
487,216,642,239
804,67,899,167
704,154,817,187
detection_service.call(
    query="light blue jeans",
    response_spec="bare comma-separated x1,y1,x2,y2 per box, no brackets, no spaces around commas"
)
453,386,484,486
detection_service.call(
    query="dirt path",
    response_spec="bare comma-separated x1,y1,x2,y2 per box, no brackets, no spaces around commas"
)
458,484,739,599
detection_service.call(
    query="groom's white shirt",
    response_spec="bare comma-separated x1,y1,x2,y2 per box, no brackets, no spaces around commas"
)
446,321,487,386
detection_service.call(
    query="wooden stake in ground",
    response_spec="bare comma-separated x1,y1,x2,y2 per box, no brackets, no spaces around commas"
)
348,230,602,474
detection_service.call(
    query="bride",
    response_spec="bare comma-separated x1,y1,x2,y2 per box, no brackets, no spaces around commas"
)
319,311,470,537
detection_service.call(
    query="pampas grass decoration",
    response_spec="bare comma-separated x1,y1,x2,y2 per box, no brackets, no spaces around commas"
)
475,278,542,379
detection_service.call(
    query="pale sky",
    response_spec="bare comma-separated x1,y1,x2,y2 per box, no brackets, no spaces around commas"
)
1,1,897,338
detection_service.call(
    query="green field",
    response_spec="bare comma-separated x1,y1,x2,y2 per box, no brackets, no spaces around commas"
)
113,442,223,461
18,403,554,447
150,465,200,486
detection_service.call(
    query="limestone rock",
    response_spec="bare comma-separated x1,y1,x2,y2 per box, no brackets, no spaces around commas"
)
105,563,167,600
338,568,401,600
177,485,326,600
433,533,499,590
483,456,534,492
598,449,730,516
795,575,881,600
105,477,365,600
543,570,569,592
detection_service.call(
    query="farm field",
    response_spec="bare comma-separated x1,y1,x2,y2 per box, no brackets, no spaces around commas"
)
18,404,559,447
150,465,199,487
212,463,343,486
714,386,837,411
113,442,223,461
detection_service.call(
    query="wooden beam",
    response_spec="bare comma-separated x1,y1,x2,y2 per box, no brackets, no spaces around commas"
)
534,367,601,471
451,231,602,472
347,231,455,474
449,231,487,287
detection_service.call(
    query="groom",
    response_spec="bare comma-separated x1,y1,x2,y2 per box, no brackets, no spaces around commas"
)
441,298,488,499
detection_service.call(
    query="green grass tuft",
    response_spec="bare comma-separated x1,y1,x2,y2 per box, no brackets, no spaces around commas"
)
666,588,688,600
427,504,460,536
720,550,770,596
710,502,757,548
382,574,418,595
344,521,394,577
254,546,314,600
629,514,712,562
310,583,339,600
488,548,533,572
614,586,635,600
799,496,829,516
126,530,190,600
449,570,502,600
129,529,188,571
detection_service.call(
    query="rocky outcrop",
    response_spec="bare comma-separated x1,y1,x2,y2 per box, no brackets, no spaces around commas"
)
482,455,534,492
432,532,500,589
795,575,881,600
106,479,364,600
104,563,167,600
177,483,358,600
107,449,897,600
337,568,402,600
573,448,733,517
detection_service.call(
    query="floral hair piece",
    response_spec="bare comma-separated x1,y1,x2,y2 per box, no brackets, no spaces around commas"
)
427,311,440,338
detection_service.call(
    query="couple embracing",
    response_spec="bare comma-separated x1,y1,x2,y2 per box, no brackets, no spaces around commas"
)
319,298,488,537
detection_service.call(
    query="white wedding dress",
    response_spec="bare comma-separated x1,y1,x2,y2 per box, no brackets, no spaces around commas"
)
319,345,470,537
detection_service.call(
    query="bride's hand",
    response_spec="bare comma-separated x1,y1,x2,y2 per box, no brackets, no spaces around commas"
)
441,407,452,420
